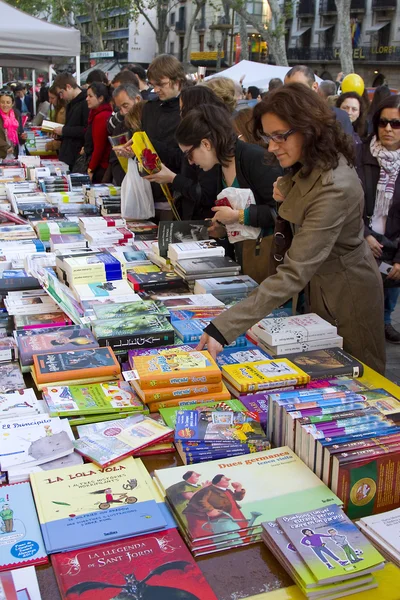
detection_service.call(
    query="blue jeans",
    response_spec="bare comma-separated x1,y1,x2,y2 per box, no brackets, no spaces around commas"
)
311,545,340,565
384,288,400,325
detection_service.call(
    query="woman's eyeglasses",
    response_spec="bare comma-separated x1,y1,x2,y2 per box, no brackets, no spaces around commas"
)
378,118,400,130
260,129,296,145
183,145,196,161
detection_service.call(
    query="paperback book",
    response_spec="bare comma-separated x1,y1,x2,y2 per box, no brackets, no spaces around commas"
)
92,299,169,321
253,314,337,346
279,348,364,379
222,359,310,393
159,399,246,428
92,315,175,350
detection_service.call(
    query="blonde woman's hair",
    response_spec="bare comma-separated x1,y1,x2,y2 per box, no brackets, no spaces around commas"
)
124,100,144,132
204,77,236,113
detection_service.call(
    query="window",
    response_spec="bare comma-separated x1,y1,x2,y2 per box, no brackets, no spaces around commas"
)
110,16,117,29
170,41,175,56
246,1,263,15
170,12,176,25
199,34,204,51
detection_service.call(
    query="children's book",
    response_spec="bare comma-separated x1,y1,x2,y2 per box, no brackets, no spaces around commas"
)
174,410,267,445
253,313,337,346
0,363,25,393
7,451,84,485
132,350,221,389
32,347,121,385
131,379,224,404
92,299,169,321
52,528,219,600
159,399,246,428
0,482,47,571
0,389,42,420
10,566,42,600
17,325,98,367
42,380,145,417
216,343,272,367
222,359,310,393
0,415,74,471
277,504,384,584
74,415,173,467
30,457,167,553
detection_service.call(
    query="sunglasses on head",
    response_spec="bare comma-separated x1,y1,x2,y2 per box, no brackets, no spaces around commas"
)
378,118,400,130
0,89,14,98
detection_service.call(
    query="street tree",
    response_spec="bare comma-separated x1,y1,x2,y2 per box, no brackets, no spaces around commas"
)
335,0,354,74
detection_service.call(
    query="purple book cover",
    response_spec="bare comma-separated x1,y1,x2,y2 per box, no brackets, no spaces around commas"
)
239,393,269,431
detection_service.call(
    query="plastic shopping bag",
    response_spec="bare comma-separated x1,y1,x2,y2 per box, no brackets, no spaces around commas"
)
121,158,155,220
216,187,261,243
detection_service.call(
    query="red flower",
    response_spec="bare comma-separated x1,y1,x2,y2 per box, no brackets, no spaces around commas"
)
141,148,160,172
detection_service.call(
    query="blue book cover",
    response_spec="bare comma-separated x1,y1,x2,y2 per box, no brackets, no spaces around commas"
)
173,319,247,345
216,344,272,367
0,482,47,570
30,457,167,553
196,276,258,294
175,410,267,444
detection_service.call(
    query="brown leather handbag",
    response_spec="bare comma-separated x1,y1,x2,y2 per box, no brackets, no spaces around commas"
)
269,214,294,275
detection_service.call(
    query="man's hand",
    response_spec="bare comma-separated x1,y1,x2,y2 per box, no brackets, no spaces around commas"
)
366,235,383,259
211,205,239,225
387,262,400,281
196,333,223,360
144,163,176,184
208,222,226,239
273,177,286,202
53,126,63,136
114,140,135,158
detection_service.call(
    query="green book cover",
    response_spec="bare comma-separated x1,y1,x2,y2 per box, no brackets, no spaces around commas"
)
93,300,169,321
68,409,149,427
159,399,246,428
43,381,145,417
93,315,174,338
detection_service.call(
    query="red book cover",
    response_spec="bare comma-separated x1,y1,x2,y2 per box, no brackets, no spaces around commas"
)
52,528,218,600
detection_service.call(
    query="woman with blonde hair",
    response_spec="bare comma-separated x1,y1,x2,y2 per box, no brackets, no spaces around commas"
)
204,77,237,113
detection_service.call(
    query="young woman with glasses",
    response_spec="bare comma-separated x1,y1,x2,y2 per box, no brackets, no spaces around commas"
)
196,83,386,375
356,95,400,344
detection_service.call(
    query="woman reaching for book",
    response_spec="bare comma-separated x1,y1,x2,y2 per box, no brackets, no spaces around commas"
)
197,84,386,374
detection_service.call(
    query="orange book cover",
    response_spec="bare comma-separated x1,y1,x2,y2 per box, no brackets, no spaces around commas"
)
148,384,231,412
33,347,121,384
132,350,221,390
131,379,223,403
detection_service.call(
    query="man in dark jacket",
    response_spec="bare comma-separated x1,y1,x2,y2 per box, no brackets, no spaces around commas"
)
53,73,89,170
15,85,34,120
142,54,186,220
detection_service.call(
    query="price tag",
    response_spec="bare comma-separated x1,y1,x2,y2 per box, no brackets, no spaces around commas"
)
122,369,139,382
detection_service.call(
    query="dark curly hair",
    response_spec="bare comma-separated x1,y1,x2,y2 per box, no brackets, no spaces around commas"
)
180,86,228,118
336,91,368,139
253,83,355,177
176,104,236,167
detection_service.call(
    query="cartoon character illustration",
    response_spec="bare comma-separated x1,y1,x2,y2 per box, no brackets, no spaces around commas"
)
65,561,201,599
166,472,203,526
89,488,137,510
300,528,348,569
0,504,13,533
327,528,363,564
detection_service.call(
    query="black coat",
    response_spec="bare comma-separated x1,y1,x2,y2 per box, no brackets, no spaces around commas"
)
332,107,354,137
216,139,282,230
356,139,400,263
15,94,33,119
59,90,89,169
173,161,219,220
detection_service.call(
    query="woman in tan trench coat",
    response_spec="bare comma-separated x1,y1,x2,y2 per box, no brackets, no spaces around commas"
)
198,83,386,374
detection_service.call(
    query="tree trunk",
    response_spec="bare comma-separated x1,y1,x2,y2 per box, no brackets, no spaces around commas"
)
85,0,104,52
239,15,249,61
183,1,203,68
335,0,354,74
156,2,169,54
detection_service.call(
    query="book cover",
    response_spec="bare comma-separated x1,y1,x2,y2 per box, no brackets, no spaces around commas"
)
253,314,337,346
74,415,173,467
158,220,210,257
168,241,225,264
279,348,364,380
194,276,258,296
33,347,120,385
277,504,383,584
222,359,310,393
176,255,240,275
0,415,74,470
52,528,218,600
43,381,144,417
128,344,197,364
0,389,42,420
17,325,98,367
0,482,47,571
14,313,72,330
155,447,341,543
358,508,400,556
127,271,184,291
132,350,221,390
131,379,224,404
147,386,232,413
148,294,224,310
72,280,136,302
169,308,226,322
0,363,25,393
30,457,167,553
216,344,272,367
93,300,169,321
174,410,267,445
93,316,175,350
159,400,246,428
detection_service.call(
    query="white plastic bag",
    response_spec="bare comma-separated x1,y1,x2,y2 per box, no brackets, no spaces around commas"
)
216,187,261,243
121,158,155,219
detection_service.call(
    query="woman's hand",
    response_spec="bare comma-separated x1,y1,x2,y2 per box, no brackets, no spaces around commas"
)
211,205,239,225
366,235,383,259
20,132,27,141
144,163,176,184
196,333,223,360
53,126,63,136
273,177,286,202
114,140,135,158
208,222,226,239
387,262,400,281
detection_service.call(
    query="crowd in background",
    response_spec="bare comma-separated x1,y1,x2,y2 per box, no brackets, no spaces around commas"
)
0,57,399,368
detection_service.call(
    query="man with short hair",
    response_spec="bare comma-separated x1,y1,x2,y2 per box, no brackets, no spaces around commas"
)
269,78,283,92
123,64,155,100
53,73,89,170
14,84,33,120
111,70,140,90
284,65,353,136
246,85,260,107
318,80,337,100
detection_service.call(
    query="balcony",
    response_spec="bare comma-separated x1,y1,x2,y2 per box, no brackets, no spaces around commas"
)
319,0,336,13
350,0,365,11
297,0,315,16
194,18,206,31
372,0,397,8
209,15,232,30
175,20,186,34
287,45,400,62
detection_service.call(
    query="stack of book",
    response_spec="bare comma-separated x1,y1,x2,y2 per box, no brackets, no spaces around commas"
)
128,270,185,292
55,250,127,289
167,240,225,265
252,313,343,356
129,349,230,413
34,219,81,242
159,398,247,429
4,289,61,316
194,275,258,302
86,184,121,207
174,255,241,289
174,408,270,464
154,446,342,556
49,233,89,252
0,224,36,241
262,504,384,599
170,311,247,345
357,508,400,567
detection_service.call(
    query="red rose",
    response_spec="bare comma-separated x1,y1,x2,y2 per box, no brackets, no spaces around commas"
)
141,148,160,172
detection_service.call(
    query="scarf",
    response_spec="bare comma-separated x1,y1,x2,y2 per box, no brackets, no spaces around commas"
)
0,108,19,146
370,135,400,217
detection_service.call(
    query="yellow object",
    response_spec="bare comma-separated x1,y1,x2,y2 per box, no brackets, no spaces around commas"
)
341,73,365,96
360,364,400,399
244,563,400,599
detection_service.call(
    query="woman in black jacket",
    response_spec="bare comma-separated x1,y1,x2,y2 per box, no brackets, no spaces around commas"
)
175,104,282,281
356,94,400,343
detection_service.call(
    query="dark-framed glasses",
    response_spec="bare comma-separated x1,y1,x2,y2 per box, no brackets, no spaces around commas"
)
260,129,296,145
378,118,400,130
183,145,197,161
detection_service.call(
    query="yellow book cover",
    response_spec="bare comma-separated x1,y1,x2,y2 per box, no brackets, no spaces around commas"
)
30,456,166,553
222,359,310,392
132,350,222,390
147,383,231,412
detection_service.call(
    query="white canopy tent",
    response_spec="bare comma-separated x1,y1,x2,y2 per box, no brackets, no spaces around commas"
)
205,60,322,90
0,0,81,112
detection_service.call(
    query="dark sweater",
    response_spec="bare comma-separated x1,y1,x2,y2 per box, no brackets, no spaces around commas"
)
59,90,89,169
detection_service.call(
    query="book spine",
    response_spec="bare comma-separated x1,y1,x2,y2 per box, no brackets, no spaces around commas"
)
97,330,175,350
147,388,230,412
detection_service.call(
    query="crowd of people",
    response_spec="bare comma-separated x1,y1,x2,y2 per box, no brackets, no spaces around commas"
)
0,57,399,371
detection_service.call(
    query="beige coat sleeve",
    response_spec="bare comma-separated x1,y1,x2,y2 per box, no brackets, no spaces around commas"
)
210,178,352,344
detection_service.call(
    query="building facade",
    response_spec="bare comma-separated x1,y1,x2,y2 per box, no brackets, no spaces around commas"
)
287,0,400,87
